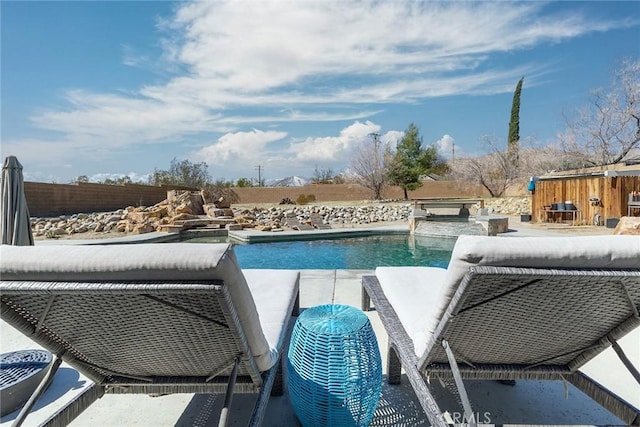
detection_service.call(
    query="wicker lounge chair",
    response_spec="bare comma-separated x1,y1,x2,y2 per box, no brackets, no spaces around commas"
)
0,243,300,427
284,213,313,231
309,213,331,230
361,235,640,426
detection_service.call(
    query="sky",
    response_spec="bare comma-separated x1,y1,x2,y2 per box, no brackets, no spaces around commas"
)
1,1,639,184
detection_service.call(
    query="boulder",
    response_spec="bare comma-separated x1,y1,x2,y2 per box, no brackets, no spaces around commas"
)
126,211,150,223
132,223,155,234
167,190,205,216
175,202,195,215
613,216,640,235
215,197,231,209
200,188,217,204
170,213,200,223
203,204,234,217
147,206,168,218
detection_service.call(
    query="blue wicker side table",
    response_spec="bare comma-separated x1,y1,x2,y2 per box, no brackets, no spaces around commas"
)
0,349,53,416
287,304,382,427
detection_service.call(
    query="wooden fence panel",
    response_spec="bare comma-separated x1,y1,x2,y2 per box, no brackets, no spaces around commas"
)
532,175,640,224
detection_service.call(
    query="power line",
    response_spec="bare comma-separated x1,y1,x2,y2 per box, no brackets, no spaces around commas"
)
255,165,263,187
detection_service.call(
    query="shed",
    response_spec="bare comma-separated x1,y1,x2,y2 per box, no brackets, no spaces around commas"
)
531,165,640,226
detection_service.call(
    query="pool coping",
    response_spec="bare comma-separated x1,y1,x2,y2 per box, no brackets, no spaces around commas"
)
34,224,411,246
227,224,408,243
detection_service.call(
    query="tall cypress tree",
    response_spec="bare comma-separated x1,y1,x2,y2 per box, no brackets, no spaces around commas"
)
508,77,524,173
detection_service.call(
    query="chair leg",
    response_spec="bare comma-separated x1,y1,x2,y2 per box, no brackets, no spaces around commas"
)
442,340,477,427
611,339,640,384
292,292,300,317
362,284,371,311
249,358,281,427
218,358,239,427
360,276,371,311
387,343,402,385
13,355,63,427
271,356,284,396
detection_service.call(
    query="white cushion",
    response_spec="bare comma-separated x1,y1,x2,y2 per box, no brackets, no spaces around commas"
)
375,266,448,358
377,235,640,358
0,243,292,371
243,269,300,369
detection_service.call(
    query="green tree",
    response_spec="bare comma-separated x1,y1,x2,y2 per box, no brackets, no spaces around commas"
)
103,175,132,185
508,77,524,173
212,178,233,187
75,175,89,183
386,123,448,199
149,158,211,188
236,177,254,187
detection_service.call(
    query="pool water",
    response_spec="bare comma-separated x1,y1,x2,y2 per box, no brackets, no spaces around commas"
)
184,234,456,270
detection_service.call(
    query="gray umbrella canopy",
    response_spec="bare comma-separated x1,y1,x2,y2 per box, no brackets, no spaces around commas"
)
1,156,34,245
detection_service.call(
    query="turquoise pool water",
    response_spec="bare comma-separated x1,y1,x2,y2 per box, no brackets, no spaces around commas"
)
184,234,456,269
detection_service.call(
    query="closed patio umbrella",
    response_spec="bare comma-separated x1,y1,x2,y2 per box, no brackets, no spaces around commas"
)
1,156,34,245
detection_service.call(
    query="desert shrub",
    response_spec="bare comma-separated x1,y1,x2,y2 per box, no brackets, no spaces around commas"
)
296,194,316,205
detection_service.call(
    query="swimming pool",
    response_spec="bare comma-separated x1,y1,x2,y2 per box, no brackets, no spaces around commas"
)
184,233,456,269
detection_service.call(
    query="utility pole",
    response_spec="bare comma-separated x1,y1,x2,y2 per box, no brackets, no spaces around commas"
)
255,165,263,187
451,143,455,168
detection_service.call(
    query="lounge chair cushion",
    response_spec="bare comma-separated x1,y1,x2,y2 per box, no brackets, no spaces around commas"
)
243,269,299,352
0,243,281,371
375,266,448,357
376,235,640,357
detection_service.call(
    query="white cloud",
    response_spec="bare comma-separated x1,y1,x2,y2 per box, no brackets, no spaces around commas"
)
0,139,82,172
436,135,456,158
190,121,402,178
88,172,151,183
29,1,622,148
15,1,633,181
289,121,380,162
193,129,288,177
380,131,404,149
122,44,150,68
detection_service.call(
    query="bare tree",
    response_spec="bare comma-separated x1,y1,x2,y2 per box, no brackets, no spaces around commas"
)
517,144,567,176
350,133,387,200
560,57,640,166
451,137,512,197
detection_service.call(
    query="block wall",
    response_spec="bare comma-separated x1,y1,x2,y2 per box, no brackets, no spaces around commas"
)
24,180,490,216
24,182,197,216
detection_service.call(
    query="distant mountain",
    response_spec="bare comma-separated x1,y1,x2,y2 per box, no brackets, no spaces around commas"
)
267,176,311,187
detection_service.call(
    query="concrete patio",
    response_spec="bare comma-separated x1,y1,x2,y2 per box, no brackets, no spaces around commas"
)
1,222,638,426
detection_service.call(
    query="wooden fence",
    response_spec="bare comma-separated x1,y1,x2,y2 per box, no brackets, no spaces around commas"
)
531,173,640,225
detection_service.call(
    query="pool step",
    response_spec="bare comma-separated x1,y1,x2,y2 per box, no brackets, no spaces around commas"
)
159,218,234,232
